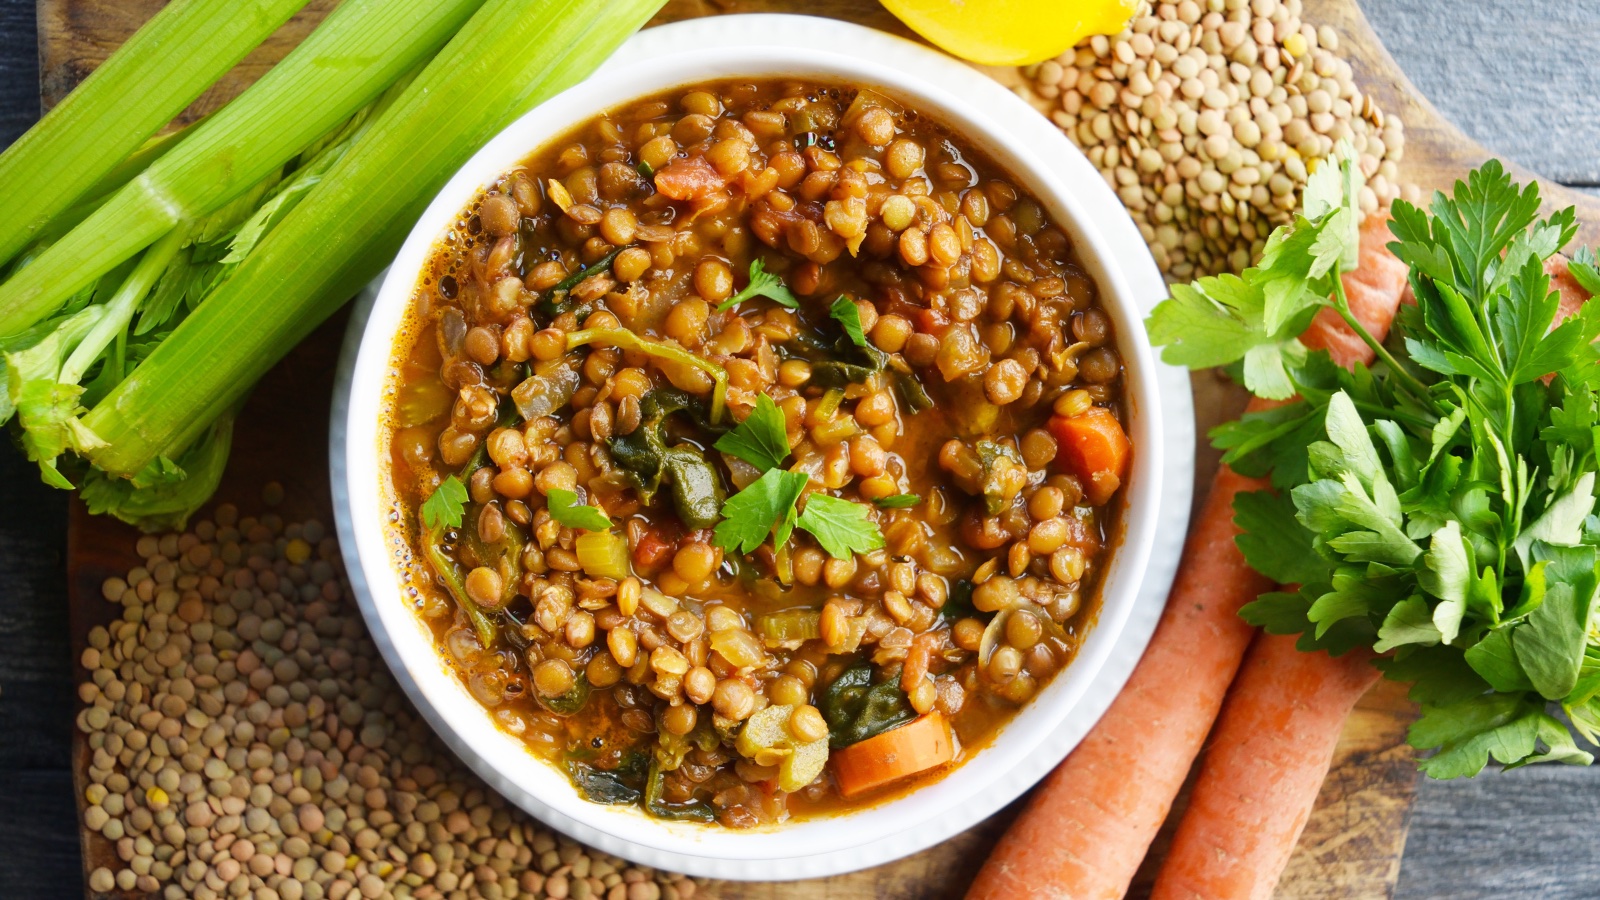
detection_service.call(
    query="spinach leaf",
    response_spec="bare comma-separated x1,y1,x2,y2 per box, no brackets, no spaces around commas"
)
786,317,888,389
820,664,916,749
608,388,727,528
644,761,716,823
893,369,934,414
662,447,725,530
566,751,649,805
941,578,977,620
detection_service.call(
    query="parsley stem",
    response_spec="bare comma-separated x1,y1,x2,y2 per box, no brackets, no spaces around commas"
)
1330,278,1433,401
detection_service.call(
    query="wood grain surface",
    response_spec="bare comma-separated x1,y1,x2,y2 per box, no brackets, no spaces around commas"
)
14,1,1598,899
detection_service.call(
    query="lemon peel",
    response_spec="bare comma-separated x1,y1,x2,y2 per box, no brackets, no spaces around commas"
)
881,0,1140,67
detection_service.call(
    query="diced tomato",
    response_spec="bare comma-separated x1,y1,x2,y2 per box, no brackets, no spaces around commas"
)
631,526,676,570
915,307,950,334
653,157,727,201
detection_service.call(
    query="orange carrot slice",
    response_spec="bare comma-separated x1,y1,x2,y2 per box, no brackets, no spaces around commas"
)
1048,407,1131,506
831,711,954,799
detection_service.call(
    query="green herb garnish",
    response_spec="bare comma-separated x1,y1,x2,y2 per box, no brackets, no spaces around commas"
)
716,258,797,312
709,395,886,558
420,474,468,531
874,493,922,508
1148,150,1600,778
712,468,809,555
830,295,868,348
547,488,611,532
797,493,885,560
713,394,791,471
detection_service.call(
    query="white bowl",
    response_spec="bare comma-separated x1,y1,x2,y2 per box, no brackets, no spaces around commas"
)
332,14,1195,881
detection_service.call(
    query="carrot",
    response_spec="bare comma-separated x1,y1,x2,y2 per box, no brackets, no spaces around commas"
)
832,711,954,799
965,212,1407,900
1547,254,1594,322
1150,635,1380,900
1049,407,1131,505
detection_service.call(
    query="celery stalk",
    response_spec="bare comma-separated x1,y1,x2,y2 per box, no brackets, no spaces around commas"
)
5,229,182,488
10,126,192,269
0,0,487,337
0,0,309,269
1,79,406,521
82,0,668,478
79,417,234,532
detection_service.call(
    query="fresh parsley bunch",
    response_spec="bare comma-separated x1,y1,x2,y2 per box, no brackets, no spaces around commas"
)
1148,152,1600,777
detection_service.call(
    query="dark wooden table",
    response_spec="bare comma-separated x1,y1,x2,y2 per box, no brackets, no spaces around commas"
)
0,2,1595,897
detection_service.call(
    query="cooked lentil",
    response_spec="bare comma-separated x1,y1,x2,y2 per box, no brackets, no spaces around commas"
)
385,79,1130,826
78,500,696,900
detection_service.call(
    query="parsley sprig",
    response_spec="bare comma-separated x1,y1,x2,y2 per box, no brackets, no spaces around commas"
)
709,394,885,560
716,259,797,312
547,488,611,532
796,493,885,558
1149,151,1600,778
420,474,467,530
830,295,869,347
713,394,790,471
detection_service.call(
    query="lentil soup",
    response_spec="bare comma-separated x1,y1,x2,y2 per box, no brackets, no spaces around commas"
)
381,79,1132,827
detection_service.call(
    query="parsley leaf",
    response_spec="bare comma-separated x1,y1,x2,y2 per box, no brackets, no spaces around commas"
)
716,259,797,312
1146,147,1366,399
1145,270,1311,399
1410,693,1541,779
1391,160,1543,309
547,488,611,532
420,475,467,530
830,296,868,348
713,394,790,471
1568,246,1600,296
1231,490,1327,585
797,494,885,559
712,469,809,555
874,493,922,509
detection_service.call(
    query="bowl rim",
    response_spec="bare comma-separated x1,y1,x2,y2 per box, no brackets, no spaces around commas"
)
334,13,1193,881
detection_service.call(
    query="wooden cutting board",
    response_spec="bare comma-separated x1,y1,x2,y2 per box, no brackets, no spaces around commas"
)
45,1,1600,898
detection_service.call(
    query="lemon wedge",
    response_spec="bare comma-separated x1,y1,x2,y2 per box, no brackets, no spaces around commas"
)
881,0,1139,66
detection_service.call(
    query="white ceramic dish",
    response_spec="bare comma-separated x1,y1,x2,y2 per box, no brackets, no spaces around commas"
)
332,13,1194,881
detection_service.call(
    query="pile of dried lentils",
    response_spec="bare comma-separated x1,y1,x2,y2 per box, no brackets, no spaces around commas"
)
1008,0,1415,278
78,495,697,900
